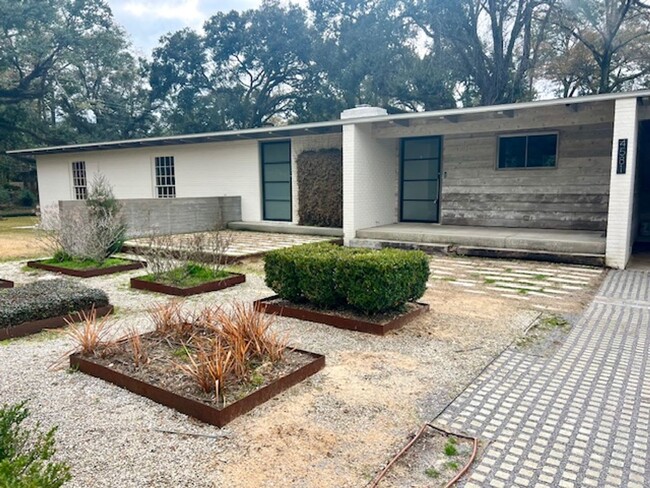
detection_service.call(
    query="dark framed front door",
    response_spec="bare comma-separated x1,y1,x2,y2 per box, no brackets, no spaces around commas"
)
400,136,442,223
261,141,292,221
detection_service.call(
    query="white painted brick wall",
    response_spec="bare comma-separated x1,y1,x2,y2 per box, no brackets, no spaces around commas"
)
343,123,398,244
290,133,343,224
605,98,639,269
37,140,262,221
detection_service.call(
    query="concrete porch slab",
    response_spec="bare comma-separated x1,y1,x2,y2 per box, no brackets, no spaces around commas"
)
355,223,606,256
228,221,343,237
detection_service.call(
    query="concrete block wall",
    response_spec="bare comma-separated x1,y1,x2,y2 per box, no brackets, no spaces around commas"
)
59,196,242,238
290,133,343,224
342,123,399,244
606,98,639,269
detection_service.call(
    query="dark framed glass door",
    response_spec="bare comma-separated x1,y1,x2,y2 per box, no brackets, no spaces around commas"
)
400,136,441,223
261,141,292,221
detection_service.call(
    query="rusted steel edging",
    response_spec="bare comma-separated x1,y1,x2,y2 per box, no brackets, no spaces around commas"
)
0,279,13,288
27,259,146,278
70,348,325,428
253,296,430,336
130,273,246,296
0,305,114,341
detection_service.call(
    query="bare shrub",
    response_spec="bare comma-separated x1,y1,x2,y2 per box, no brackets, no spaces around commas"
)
37,175,127,263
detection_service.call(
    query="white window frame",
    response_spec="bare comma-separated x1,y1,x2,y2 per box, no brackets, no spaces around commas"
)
496,132,559,170
71,161,88,200
153,155,176,198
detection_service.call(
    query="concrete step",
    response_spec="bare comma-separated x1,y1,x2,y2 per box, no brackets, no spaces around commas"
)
349,238,605,267
356,225,605,255
228,221,343,237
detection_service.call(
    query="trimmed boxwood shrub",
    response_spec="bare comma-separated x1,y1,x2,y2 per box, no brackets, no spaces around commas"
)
335,249,430,314
0,279,109,328
264,243,429,314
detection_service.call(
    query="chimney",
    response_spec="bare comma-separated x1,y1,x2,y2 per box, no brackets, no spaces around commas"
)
340,104,388,120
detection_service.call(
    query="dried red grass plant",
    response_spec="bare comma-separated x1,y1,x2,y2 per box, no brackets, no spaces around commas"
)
174,302,291,398
125,326,149,368
65,307,114,356
149,300,193,341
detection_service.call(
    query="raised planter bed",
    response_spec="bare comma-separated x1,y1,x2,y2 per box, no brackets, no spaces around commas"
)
70,347,324,427
253,296,430,336
0,305,114,341
0,279,13,288
27,259,146,278
130,272,246,297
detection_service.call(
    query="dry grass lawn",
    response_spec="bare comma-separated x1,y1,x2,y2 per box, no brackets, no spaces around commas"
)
0,216,48,261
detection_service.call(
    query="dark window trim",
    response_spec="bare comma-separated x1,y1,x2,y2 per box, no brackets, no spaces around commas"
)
260,140,292,222
496,132,559,170
71,160,87,200
154,155,176,198
399,135,443,224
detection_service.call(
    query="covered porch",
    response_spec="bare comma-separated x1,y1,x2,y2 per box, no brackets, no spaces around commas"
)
351,223,605,266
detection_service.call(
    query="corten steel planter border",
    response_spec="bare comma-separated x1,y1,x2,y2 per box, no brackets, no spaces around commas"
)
130,273,246,297
0,304,114,341
0,279,13,288
70,348,325,427
253,296,430,336
26,259,146,278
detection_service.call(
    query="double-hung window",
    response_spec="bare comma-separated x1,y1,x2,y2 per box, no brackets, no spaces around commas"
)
154,156,176,198
497,134,558,169
71,161,87,200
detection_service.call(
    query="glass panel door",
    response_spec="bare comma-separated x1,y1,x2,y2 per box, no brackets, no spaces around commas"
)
400,137,441,223
261,141,292,221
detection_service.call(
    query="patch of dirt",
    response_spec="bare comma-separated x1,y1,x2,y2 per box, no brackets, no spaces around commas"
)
377,427,475,488
513,314,573,358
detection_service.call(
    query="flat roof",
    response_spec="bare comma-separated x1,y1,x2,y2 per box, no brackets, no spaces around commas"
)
8,89,650,157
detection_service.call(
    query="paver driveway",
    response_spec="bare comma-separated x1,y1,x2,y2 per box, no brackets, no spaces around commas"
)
434,269,650,487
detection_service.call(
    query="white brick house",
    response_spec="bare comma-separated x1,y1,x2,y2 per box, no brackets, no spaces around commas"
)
9,90,650,269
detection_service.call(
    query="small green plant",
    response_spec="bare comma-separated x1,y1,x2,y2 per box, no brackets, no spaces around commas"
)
484,278,496,284
250,371,265,387
532,274,548,280
446,461,460,470
172,346,190,360
424,467,440,478
441,277,457,282
0,402,71,487
444,439,458,456
517,288,529,295
541,315,569,329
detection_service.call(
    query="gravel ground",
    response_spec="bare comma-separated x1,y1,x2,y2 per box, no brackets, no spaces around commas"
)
0,256,588,487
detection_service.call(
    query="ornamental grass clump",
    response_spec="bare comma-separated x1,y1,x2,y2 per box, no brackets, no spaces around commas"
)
264,243,429,315
0,280,109,328
65,307,114,356
153,302,289,402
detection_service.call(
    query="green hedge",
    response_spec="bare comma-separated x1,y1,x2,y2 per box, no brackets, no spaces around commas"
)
0,280,110,328
264,243,429,314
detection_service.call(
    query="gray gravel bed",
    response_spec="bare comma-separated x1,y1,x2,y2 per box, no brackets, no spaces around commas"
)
0,257,535,487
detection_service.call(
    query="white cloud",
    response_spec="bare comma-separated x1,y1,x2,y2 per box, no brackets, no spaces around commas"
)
120,0,205,26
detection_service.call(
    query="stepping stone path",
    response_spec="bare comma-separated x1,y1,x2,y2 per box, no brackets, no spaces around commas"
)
129,231,337,259
429,256,604,312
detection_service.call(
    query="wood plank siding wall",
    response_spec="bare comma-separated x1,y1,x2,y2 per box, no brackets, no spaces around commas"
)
373,102,616,232
440,123,612,231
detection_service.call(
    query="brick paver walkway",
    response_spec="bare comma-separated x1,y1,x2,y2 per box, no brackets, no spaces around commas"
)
434,269,650,487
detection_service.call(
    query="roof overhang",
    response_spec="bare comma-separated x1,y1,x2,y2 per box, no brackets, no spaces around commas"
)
7,90,650,157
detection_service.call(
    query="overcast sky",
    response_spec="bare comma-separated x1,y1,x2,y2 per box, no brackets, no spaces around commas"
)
107,0,308,56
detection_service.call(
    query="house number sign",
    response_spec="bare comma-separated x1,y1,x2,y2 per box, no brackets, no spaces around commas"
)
617,138,628,174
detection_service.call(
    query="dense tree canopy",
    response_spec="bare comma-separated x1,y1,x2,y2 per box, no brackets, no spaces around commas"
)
1,0,649,184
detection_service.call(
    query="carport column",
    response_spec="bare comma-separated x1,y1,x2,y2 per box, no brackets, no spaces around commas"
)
605,98,639,269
